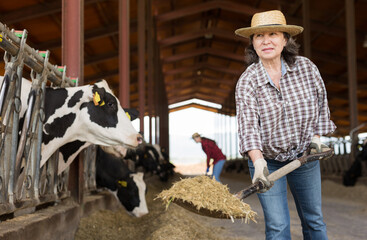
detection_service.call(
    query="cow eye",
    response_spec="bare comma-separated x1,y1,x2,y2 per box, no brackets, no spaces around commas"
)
107,101,116,109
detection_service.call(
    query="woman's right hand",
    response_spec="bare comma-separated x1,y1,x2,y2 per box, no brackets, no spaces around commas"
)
253,158,273,192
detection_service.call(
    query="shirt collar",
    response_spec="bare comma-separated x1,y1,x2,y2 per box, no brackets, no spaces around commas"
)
256,58,295,87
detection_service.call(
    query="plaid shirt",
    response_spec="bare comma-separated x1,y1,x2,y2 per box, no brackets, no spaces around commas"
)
235,56,336,162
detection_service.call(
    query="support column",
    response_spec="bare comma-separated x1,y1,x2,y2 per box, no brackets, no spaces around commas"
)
119,0,130,108
345,0,358,163
147,0,154,144
138,0,146,135
62,0,84,203
302,0,311,58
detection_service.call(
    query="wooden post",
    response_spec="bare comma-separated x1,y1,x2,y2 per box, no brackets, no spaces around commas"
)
147,0,154,144
138,0,146,135
345,0,358,164
119,0,130,108
62,0,84,204
302,0,311,58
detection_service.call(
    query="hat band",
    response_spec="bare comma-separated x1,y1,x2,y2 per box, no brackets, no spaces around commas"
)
254,23,283,27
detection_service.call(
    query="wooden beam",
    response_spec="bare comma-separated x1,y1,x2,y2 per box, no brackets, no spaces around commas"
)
169,103,219,113
168,92,223,105
162,47,244,63
166,84,229,96
159,28,245,48
156,0,364,41
155,0,258,22
1,0,108,25
36,24,118,50
84,69,119,83
85,51,118,65
163,63,242,76
312,50,367,71
165,75,234,86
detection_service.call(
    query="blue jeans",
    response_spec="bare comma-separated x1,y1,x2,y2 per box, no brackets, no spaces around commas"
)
248,159,328,240
213,160,225,182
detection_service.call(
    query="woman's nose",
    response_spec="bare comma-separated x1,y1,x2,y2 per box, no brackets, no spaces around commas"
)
263,35,270,44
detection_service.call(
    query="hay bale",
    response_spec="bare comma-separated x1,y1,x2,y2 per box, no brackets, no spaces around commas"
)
156,176,257,223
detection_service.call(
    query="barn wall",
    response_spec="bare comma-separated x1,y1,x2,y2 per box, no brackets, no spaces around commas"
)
0,192,120,240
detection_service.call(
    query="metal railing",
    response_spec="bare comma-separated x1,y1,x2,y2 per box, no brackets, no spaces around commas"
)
0,23,77,216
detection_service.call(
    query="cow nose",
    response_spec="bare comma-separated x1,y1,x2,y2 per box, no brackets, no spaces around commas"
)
137,134,143,144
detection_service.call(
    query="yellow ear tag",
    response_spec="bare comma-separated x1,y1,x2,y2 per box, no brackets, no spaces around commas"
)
93,92,101,106
126,112,131,120
118,180,127,187
99,101,105,106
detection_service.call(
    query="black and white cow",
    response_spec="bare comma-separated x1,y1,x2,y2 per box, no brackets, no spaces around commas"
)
96,146,148,217
0,76,142,174
123,143,174,182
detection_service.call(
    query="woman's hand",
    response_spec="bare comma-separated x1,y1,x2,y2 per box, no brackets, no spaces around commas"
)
253,158,273,192
309,136,330,153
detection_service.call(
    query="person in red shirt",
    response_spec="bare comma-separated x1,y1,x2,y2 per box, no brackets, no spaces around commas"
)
192,133,226,182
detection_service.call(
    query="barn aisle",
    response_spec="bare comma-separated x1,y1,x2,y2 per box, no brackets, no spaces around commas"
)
75,167,367,240
205,171,367,240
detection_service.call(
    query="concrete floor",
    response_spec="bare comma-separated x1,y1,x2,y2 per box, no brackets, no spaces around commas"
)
195,172,367,240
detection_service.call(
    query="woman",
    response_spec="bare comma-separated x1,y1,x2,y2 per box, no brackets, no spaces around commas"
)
192,133,226,182
235,10,336,240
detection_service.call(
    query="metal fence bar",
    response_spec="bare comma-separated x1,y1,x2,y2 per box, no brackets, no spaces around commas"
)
0,23,75,87
0,23,75,217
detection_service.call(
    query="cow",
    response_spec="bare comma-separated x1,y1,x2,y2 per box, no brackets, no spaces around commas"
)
153,144,175,176
0,76,142,174
96,146,148,217
343,139,367,186
124,142,174,182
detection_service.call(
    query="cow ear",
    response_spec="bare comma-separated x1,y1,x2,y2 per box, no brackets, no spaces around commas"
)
123,108,139,121
117,180,127,187
92,87,106,106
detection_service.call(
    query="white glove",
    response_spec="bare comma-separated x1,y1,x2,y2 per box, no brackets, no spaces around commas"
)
252,158,273,192
309,136,330,153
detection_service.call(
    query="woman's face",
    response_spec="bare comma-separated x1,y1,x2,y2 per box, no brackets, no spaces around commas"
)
252,31,287,62
194,137,201,143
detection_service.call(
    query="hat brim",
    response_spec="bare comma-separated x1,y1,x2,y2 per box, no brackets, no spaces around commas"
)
235,25,304,38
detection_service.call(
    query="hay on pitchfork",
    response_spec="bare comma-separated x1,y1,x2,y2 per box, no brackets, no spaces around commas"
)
156,176,257,223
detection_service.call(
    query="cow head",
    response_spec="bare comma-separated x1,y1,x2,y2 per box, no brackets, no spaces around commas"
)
78,80,142,148
116,172,148,217
40,79,142,168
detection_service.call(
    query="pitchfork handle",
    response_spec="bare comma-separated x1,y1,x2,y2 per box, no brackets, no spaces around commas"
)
237,149,334,200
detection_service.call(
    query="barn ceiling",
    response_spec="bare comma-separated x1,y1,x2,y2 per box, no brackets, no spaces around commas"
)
0,0,367,137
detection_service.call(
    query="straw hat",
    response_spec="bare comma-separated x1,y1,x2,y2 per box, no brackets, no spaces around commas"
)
192,132,201,139
235,10,303,38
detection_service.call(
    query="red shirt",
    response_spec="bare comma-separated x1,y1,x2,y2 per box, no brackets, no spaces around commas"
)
201,138,226,167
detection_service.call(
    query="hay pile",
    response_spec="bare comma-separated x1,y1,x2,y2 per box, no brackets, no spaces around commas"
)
156,176,257,223
75,174,251,240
